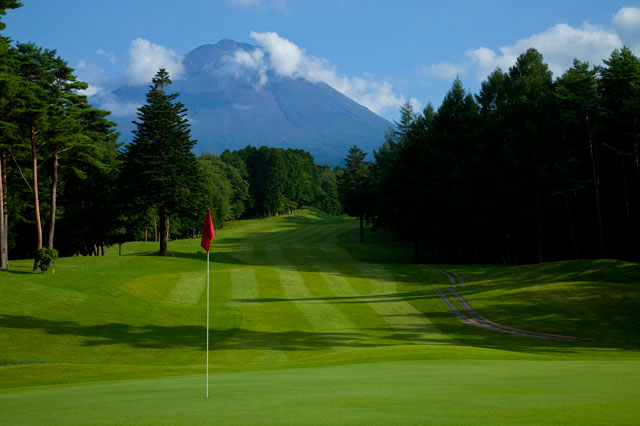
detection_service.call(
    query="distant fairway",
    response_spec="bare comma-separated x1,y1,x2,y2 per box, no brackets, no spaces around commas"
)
1,208,639,425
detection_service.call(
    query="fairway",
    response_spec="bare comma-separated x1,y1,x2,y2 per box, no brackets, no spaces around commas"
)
1,209,640,425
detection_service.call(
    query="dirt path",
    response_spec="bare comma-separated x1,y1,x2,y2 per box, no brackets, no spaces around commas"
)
425,265,595,342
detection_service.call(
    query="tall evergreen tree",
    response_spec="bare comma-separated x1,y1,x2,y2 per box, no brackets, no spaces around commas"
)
504,48,556,262
598,46,640,258
120,69,202,256
13,43,63,269
0,0,22,270
337,145,372,242
556,59,604,257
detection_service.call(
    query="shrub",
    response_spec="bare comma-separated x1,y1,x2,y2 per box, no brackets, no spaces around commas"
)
35,248,58,272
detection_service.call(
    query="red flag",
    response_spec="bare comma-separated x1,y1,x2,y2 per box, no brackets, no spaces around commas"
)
200,209,215,252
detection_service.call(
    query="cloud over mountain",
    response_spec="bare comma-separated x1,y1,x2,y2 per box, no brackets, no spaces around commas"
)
225,31,417,115
127,38,185,85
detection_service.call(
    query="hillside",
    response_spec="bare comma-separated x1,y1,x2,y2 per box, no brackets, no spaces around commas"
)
108,40,393,165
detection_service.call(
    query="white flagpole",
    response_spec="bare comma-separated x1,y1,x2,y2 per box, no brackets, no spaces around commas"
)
206,249,209,398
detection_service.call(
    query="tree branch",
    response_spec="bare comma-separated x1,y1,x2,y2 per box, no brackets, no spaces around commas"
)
8,148,32,190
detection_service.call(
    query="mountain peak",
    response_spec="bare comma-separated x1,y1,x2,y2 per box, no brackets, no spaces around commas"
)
110,40,391,164
187,39,256,57
183,39,257,76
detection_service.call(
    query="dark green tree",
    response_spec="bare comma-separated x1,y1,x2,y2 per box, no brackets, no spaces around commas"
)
0,0,22,270
555,59,603,257
120,68,201,256
219,150,250,218
0,33,17,269
199,153,234,227
338,145,372,242
315,164,342,215
598,46,640,258
504,48,556,263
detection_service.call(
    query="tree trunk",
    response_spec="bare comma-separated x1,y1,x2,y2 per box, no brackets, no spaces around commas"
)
47,153,59,249
158,204,169,256
586,115,604,257
536,192,544,263
620,158,634,256
359,215,364,242
565,194,578,260
144,226,148,242
31,128,43,272
154,220,158,242
166,216,170,241
0,149,7,270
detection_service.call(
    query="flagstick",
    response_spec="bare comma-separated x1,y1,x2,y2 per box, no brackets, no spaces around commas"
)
206,250,209,399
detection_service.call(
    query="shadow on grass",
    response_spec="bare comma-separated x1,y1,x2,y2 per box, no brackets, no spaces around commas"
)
232,290,435,305
0,314,239,350
1,269,35,275
0,313,439,352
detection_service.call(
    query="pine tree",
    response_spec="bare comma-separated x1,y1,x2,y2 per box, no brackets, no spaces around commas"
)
120,69,202,256
337,145,371,242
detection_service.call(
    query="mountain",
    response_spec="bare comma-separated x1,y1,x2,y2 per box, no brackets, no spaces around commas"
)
108,39,392,165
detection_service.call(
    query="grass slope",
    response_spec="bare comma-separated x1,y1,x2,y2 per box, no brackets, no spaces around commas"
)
1,208,639,424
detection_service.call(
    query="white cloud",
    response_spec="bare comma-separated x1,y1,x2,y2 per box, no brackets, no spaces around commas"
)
425,61,468,80
75,60,109,88
425,7,640,85
250,31,302,76
127,38,185,85
408,97,422,113
96,48,117,64
466,22,621,79
613,7,640,50
231,48,268,86
233,31,407,115
77,84,103,97
92,91,141,117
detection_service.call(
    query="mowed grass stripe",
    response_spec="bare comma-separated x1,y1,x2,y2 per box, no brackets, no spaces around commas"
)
276,222,352,244
303,245,420,346
316,245,453,345
268,244,363,351
229,268,259,306
208,269,231,307
212,243,319,365
167,273,205,304
283,244,401,348
249,214,350,245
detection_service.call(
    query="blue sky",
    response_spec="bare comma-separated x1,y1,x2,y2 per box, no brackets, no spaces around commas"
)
4,0,640,121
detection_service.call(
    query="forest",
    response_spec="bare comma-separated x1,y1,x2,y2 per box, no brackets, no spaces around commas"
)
349,47,640,265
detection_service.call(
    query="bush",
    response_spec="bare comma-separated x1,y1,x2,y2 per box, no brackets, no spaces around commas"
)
35,248,58,272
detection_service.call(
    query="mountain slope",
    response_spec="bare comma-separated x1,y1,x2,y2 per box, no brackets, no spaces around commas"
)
108,39,392,165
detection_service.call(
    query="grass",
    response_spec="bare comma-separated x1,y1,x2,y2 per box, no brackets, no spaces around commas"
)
2,360,639,425
441,260,640,342
1,207,639,424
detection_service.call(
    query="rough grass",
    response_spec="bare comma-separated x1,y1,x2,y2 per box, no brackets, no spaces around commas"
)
1,207,639,424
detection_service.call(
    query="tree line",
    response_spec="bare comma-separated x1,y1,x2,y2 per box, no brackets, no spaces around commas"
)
341,47,640,265
0,2,341,268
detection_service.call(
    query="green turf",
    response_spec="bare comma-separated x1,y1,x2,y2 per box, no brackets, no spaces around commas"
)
2,360,639,425
1,207,639,424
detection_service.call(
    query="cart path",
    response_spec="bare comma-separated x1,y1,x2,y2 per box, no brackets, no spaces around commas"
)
425,265,595,342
